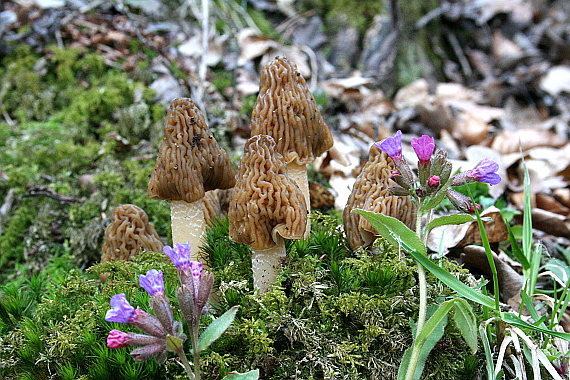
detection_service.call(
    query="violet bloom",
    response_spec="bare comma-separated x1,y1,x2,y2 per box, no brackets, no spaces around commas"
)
452,158,501,186
376,130,403,161
107,329,130,348
163,243,192,272
411,135,435,164
140,269,165,297
105,294,136,323
469,158,501,185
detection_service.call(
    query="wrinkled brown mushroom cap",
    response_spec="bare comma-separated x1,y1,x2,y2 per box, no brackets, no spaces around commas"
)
251,56,334,165
101,204,164,262
148,98,235,203
228,134,307,250
343,145,416,250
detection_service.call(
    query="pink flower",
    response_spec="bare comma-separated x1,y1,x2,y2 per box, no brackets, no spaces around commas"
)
411,135,435,164
428,175,440,188
140,269,165,297
376,130,403,161
107,329,130,348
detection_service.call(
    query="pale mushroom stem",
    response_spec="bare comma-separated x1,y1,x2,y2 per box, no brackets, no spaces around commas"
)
170,199,206,262
251,242,286,293
286,162,310,238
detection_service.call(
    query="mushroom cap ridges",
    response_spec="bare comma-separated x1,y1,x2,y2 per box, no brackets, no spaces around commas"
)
228,134,307,250
343,145,416,250
148,98,236,203
101,204,164,262
251,56,333,165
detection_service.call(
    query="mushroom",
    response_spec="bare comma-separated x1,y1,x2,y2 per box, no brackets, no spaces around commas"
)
250,56,334,236
343,144,416,250
202,188,233,227
101,204,164,281
228,134,307,293
148,98,235,260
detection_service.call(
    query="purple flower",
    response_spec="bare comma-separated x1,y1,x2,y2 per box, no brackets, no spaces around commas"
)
452,158,501,186
107,329,130,348
469,158,501,185
105,294,136,323
163,243,192,272
189,261,203,282
376,130,403,161
140,269,165,297
411,135,435,164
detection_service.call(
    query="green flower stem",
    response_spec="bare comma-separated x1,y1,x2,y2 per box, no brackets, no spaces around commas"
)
191,322,201,380
178,349,195,380
405,202,431,380
414,206,428,336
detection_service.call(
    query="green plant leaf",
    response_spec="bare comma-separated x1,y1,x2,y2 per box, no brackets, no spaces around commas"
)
355,209,425,255
426,214,476,235
505,221,529,269
452,298,478,353
197,305,239,352
407,249,496,309
398,303,449,380
222,369,260,380
501,312,570,342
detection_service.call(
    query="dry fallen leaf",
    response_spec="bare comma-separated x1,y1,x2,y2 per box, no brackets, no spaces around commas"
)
490,128,567,154
427,207,508,253
460,245,523,309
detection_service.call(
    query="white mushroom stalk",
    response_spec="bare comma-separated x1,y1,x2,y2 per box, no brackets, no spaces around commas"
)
228,135,307,293
148,98,236,263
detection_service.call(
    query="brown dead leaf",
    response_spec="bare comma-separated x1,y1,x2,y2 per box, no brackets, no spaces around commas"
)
531,208,570,238
536,193,570,216
553,188,570,209
427,207,508,253
460,245,523,309
490,128,567,154
457,207,509,246
238,28,280,63
393,78,430,110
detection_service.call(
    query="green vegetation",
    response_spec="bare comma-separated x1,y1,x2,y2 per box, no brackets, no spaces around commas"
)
0,44,169,281
0,214,475,379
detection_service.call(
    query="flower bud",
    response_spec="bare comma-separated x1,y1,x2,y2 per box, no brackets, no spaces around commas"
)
150,293,175,336
388,185,410,196
428,175,440,188
130,343,167,363
446,189,479,213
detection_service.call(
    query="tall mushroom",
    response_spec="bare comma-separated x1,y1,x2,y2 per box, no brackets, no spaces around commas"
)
228,134,307,293
101,204,164,281
250,56,334,236
343,145,416,250
148,98,235,260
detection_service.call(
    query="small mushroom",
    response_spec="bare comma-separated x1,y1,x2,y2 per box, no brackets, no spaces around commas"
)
228,134,307,293
250,56,334,236
101,204,164,281
148,98,235,260
343,144,416,250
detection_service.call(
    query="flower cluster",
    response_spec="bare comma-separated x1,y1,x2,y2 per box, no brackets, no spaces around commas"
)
376,130,501,213
105,242,214,362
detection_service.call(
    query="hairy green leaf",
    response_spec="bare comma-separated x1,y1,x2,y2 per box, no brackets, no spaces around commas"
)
197,305,239,352
452,298,478,353
355,209,425,254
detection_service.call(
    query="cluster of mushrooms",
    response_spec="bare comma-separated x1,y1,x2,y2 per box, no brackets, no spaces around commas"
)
101,57,416,293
